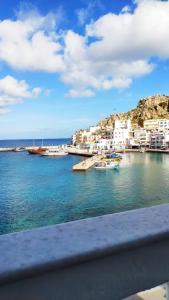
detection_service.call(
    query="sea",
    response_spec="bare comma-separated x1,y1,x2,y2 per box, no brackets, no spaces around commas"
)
0,138,70,148
0,139,169,235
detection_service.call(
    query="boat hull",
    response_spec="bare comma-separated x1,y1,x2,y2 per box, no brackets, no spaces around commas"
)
94,165,119,170
41,152,68,156
28,147,47,155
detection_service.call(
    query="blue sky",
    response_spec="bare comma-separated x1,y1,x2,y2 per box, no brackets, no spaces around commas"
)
0,0,169,139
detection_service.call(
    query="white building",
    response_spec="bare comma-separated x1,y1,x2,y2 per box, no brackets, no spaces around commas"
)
130,129,151,148
72,134,77,145
144,119,169,131
96,139,112,150
89,126,100,133
150,132,165,149
111,130,130,150
109,119,131,150
150,130,169,149
114,119,131,130
158,120,169,130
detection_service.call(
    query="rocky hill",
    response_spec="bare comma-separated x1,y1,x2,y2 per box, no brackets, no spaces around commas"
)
98,94,169,128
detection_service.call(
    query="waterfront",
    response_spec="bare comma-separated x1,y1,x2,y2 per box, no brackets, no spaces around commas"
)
0,149,169,235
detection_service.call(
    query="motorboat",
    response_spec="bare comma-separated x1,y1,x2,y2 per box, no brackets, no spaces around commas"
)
41,149,68,156
94,160,120,169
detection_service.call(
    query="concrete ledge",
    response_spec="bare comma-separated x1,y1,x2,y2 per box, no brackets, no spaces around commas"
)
1,204,169,299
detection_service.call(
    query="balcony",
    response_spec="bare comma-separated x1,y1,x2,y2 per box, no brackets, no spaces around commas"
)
1,204,169,299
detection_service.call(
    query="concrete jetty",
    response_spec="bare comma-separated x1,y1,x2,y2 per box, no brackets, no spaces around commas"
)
0,147,15,152
73,155,101,171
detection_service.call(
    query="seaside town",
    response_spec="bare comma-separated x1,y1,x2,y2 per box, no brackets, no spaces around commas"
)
72,118,169,152
72,94,169,153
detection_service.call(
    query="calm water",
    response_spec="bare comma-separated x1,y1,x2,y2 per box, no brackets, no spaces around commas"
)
0,146,169,234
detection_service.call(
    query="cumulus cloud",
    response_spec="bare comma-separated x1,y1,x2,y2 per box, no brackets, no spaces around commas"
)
0,75,41,113
121,6,132,13
62,0,169,96
0,0,169,97
0,8,65,72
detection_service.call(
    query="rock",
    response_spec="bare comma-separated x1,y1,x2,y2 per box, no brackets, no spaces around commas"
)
98,94,169,128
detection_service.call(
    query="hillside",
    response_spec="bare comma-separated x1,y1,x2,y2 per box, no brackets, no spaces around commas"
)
98,94,169,128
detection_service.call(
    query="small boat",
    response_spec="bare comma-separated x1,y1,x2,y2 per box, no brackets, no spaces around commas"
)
14,147,26,152
41,149,68,156
28,147,47,155
106,153,122,160
94,160,119,169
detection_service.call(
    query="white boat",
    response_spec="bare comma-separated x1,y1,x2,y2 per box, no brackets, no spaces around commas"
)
14,147,25,152
41,149,68,156
94,161,119,169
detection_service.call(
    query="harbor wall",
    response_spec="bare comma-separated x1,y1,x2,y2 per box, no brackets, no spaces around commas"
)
1,204,169,299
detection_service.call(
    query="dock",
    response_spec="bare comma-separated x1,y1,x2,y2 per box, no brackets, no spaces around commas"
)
0,147,15,152
73,155,101,171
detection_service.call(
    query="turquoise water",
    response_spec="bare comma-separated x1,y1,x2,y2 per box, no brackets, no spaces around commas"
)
0,150,169,235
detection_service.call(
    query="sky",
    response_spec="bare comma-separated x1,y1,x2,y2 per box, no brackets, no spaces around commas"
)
0,0,169,139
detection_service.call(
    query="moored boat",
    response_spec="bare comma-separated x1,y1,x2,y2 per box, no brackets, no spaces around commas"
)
106,153,122,160
94,160,120,169
41,149,68,156
28,147,47,155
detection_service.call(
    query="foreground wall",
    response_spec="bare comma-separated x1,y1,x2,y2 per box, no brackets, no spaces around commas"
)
1,204,169,299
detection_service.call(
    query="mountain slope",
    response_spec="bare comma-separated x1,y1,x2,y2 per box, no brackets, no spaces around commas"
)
98,95,169,128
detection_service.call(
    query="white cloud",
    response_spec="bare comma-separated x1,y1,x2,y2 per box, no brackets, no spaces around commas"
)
0,75,41,113
0,1,169,98
61,0,169,96
66,89,95,98
121,6,132,13
0,107,10,114
76,1,104,26
32,87,42,97
0,9,65,72
76,8,89,26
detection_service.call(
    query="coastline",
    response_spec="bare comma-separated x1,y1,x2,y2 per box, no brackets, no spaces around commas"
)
1,145,169,154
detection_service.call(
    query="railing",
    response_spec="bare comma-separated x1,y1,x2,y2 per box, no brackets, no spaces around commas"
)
1,204,169,299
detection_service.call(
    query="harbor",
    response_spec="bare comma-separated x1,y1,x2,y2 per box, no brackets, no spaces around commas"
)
0,149,169,235
1,144,169,174
1,145,169,153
